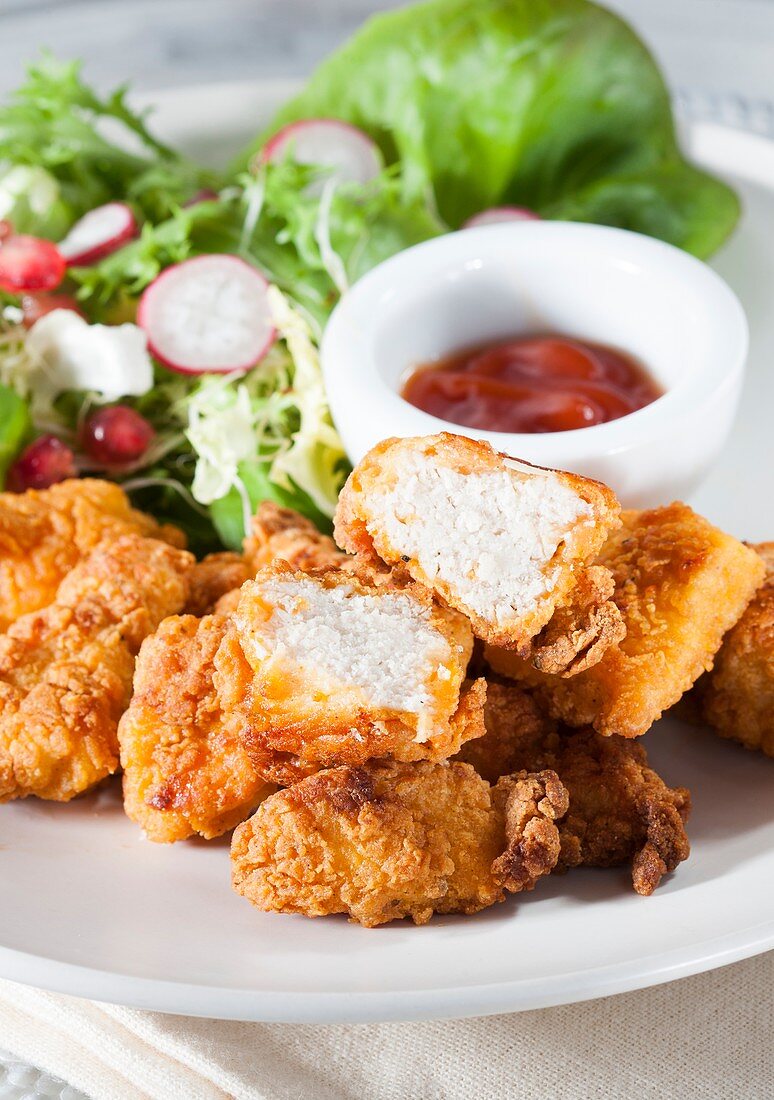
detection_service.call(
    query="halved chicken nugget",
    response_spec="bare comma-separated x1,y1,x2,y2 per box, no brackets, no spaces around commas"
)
488,504,765,737
231,759,567,927
334,433,620,652
217,563,485,770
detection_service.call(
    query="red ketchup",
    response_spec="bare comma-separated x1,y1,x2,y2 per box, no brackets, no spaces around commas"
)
401,336,662,434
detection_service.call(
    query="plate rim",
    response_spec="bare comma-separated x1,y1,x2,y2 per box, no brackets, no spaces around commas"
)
3,80,773,1023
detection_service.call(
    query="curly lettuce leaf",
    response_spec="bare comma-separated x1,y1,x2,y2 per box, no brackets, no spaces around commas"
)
71,166,442,327
0,55,216,230
243,0,738,258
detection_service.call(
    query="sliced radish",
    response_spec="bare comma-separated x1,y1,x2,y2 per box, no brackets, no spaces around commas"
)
57,202,138,265
0,235,66,293
463,206,541,229
261,119,382,188
183,188,220,208
137,254,276,375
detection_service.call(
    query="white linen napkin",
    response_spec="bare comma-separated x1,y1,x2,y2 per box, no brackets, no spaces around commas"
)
0,952,771,1100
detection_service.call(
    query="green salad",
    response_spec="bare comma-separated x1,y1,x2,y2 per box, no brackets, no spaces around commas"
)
0,0,739,552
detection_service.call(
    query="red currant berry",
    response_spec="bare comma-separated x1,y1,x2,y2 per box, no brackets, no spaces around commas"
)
6,435,76,492
81,405,155,466
21,292,85,329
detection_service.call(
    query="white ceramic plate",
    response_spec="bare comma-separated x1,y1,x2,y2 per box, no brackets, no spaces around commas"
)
0,83,772,1025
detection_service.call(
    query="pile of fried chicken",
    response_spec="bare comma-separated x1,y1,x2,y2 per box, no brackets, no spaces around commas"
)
0,434,770,928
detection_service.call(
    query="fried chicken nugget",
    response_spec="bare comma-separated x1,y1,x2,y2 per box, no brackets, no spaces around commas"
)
334,433,621,653
0,479,185,631
231,759,567,927
184,553,252,617
524,565,626,676
217,564,486,772
488,504,765,737
244,501,350,575
0,534,193,802
696,542,774,756
195,502,355,618
456,679,691,895
119,614,276,842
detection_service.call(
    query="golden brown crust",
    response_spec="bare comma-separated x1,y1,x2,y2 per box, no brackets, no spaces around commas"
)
695,543,774,756
490,770,569,892
231,759,566,926
119,614,276,842
456,678,691,894
0,479,185,631
184,553,251,617
487,504,766,737
244,501,350,575
523,566,625,677
334,433,621,651
218,564,484,773
0,535,193,802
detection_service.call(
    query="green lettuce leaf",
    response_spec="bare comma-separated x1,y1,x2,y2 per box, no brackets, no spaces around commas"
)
0,55,216,230
242,0,738,258
72,165,442,327
0,383,32,487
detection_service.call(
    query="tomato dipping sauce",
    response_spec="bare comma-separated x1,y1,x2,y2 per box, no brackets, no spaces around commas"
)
401,336,663,434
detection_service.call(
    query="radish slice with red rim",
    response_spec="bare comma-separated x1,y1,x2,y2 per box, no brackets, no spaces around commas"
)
137,254,276,375
58,202,138,265
463,206,541,228
261,119,382,188
0,235,66,293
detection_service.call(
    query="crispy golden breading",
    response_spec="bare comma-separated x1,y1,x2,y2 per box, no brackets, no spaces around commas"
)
217,564,485,774
0,479,185,631
231,759,567,926
456,679,691,895
244,501,350,575
524,565,626,676
696,542,774,756
334,433,621,651
0,535,193,802
488,504,765,737
189,503,359,619
119,614,275,842
184,553,251,617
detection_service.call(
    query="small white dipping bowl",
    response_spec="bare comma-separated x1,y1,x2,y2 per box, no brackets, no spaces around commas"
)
321,221,747,506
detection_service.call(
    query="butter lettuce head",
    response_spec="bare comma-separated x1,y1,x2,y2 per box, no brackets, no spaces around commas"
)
241,0,738,258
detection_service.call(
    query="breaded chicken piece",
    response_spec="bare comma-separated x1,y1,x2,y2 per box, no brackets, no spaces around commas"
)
488,504,765,737
244,501,350,575
119,614,275,842
456,679,691,895
193,503,355,618
184,553,251,617
334,433,621,652
696,542,774,756
524,565,626,676
231,759,568,927
217,564,485,772
0,479,185,631
0,535,193,802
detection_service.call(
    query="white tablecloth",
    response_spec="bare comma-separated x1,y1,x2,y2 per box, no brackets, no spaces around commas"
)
1,952,772,1100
